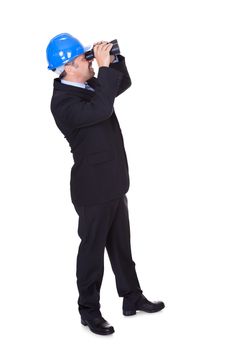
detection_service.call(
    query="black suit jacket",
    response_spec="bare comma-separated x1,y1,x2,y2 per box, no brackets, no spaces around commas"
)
50,55,131,206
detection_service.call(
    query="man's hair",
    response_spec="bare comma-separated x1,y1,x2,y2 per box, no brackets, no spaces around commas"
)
59,70,67,79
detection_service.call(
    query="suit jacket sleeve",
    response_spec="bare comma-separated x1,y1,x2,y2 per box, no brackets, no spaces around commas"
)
109,55,132,96
51,67,123,130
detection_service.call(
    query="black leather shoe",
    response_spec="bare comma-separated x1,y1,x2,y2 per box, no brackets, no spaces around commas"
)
81,316,115,335
123,294,165,316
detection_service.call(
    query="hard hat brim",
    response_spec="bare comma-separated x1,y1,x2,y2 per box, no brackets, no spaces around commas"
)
84,45,92,52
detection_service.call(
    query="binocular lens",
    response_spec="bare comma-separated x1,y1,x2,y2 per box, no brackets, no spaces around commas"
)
85,39,120,61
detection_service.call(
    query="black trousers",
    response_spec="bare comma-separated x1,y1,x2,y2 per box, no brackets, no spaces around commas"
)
73,194,142,319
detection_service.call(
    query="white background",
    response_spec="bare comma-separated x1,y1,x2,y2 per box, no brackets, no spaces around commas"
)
1,0,233,348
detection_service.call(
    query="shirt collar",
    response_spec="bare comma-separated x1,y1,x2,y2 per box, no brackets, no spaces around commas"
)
60,79,86,89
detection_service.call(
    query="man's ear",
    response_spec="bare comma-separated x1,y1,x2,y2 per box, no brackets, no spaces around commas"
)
64,65,72,75
65,62,79,76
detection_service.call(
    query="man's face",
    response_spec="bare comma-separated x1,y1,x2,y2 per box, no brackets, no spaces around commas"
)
72,54,95,81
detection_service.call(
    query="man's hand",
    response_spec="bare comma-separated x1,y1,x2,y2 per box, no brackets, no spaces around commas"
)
110,55,116,63
93,41,113,68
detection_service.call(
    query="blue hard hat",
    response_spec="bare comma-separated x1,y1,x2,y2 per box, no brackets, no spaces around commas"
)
46,33,87,70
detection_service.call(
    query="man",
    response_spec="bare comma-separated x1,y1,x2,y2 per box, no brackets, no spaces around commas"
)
46,33,165,336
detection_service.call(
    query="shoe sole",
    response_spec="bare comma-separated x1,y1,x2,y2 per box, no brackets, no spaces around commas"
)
123,310,136,316
123,305,165,316
81,319,115,335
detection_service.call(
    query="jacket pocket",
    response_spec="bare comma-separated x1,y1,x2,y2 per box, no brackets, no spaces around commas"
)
87,150,115,165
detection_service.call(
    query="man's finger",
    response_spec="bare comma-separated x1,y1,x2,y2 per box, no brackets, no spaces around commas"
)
93,41,108,46
103,43,113,51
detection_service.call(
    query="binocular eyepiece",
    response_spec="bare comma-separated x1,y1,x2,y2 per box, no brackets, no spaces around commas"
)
85,39,120,61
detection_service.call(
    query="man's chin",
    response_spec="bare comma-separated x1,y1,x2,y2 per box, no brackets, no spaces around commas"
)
86,70,95,81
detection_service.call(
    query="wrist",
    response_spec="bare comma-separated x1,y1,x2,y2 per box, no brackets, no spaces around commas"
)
98,63,110,68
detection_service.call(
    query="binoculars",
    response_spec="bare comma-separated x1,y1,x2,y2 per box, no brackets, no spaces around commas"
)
85,39,120,61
